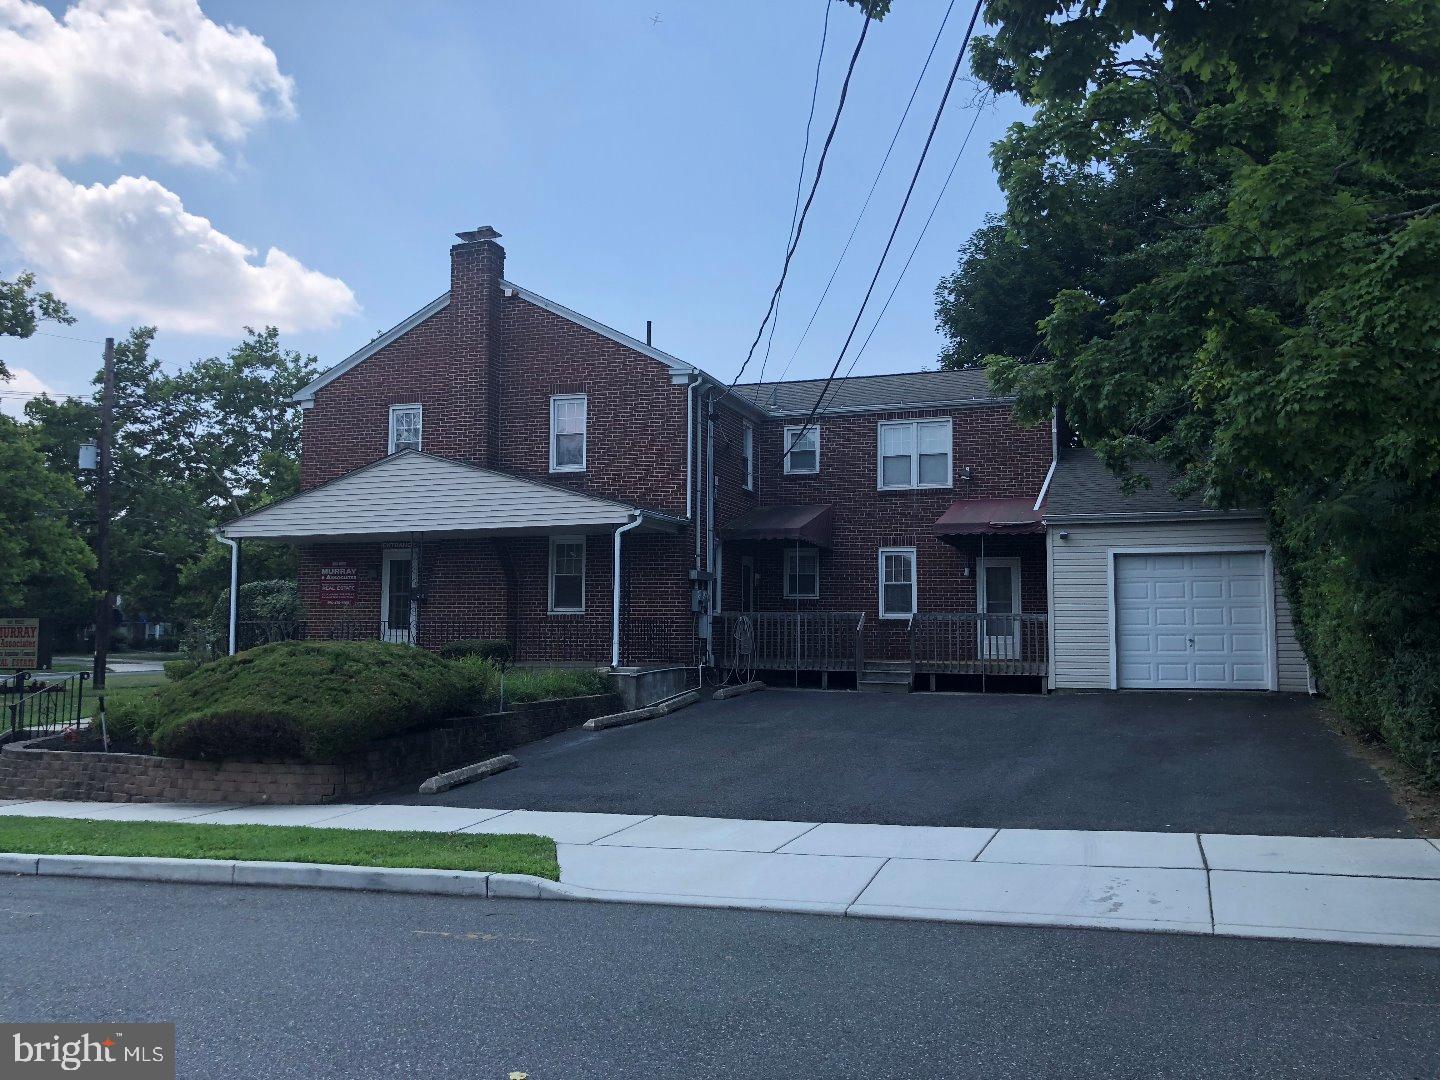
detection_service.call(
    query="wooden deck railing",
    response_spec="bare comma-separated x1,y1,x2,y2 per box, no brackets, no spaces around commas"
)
713,610,1047,678
908,612,1048,677
713,611,866,674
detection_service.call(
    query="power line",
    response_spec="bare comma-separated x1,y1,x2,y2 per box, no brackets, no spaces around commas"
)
780,0,985,462
773,0,961,385
837,92,990,384
718,9,873,401
756,0,832,387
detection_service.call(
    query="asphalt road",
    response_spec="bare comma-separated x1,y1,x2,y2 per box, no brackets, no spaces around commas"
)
390,689,1410,836
3,876,1437,1079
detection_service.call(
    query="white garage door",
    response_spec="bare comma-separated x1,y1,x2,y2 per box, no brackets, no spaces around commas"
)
1115,552,1270,689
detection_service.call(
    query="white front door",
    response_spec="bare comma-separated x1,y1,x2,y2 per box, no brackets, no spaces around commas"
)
380,550,414,644
978,558,1021,660
1114,552,1269,688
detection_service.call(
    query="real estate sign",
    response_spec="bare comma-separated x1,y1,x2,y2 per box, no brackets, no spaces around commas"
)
0,618,40,670
319,562,359,606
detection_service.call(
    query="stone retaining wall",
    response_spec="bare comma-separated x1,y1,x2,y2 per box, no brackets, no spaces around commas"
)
0,693,619,805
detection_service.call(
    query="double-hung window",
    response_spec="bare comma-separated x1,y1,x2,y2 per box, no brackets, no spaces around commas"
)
549,537,585,613
388,404,422,453
550,394,587,472
741,422,755,490
783,425,819,475
878,547,917,618
784,547,820,599
878,419,951,489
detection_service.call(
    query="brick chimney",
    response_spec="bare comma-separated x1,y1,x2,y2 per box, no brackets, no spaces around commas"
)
450,226,505,466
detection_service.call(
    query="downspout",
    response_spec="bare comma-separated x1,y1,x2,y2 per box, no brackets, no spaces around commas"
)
706,397,717,665
685,376,698,521
217,534,240,655
1034,407,1059,512
612,512,644,668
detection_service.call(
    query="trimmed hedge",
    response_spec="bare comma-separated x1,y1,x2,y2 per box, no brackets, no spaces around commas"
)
109,640,476,763
439,638,513,664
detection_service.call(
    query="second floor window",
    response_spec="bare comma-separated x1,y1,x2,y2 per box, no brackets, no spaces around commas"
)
784,546,820,599
550,394,587,472
742,422,754,490
388,404,422,453
878,419,951,489
783,425,819,475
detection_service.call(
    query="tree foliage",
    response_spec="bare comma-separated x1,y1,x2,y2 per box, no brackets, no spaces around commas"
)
0,271,73,381
939,0,1440,779
0,417,94,619
22,326,317,633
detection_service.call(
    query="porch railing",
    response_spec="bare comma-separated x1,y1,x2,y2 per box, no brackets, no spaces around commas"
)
713,611,866,674
908,612,1048,677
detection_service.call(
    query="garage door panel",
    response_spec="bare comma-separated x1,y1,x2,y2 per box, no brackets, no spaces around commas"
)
1115,552,1270,689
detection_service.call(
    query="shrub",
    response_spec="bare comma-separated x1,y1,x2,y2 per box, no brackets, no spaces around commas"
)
449,655,501,702
163,659,199,682
109,640,473,763
439,638,513,664
207,580,302,645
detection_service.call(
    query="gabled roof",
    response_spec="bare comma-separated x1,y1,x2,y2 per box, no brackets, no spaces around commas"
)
735,368,1002,417
292,279,766,416
1044,449,1260,522
219,450,681,541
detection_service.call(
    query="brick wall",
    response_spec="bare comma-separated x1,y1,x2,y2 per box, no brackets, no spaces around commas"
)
0,694,620,804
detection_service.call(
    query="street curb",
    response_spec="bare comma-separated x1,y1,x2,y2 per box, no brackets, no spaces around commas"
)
583,689,700,731
712,680,766,701
418,754,519,794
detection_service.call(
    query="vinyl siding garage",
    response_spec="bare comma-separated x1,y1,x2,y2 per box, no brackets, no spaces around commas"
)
1047,517,1311,692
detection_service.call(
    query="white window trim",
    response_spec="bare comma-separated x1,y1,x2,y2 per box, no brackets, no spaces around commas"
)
388,403,422,454
742,421,755,491
876,418,952,490
549,394,587,473
783,546,820,599
878,546,918,619
783,424,820,475
548,535,586,614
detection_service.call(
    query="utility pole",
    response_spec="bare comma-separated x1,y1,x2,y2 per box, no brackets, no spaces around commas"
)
91,337,115,691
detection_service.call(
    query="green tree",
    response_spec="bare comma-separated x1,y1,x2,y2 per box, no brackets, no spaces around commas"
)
0,271,73,379
0,416,94,621
943,0,1440,779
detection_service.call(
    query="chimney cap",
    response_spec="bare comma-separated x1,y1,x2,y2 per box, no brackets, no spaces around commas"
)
455,226,502,243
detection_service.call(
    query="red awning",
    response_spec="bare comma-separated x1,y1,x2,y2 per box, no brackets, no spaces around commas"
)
721,504,834,548
933,497,1045,538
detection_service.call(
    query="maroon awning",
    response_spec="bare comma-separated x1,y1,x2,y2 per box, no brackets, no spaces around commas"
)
721,504,834,548
933,497,1045,538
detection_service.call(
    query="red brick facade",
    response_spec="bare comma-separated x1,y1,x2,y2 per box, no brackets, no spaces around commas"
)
292,230,1053,671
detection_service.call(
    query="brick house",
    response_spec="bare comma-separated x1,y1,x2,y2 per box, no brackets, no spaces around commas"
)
220,227,1310,693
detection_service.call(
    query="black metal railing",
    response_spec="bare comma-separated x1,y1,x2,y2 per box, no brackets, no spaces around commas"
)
2,671,91,740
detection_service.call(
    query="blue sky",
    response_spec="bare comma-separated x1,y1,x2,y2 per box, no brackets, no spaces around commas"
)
1,0,1025,407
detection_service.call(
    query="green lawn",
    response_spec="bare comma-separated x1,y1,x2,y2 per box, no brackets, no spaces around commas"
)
0,816,559,878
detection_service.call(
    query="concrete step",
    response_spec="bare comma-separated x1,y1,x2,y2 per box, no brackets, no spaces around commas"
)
863,661,912,672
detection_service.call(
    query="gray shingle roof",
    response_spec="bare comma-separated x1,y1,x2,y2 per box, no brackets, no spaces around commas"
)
736,368,1000,416
1045,449,1258,521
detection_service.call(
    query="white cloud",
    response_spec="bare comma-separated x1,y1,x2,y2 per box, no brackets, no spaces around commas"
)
0,0,294,167
0,366,57,418
0,164,358,334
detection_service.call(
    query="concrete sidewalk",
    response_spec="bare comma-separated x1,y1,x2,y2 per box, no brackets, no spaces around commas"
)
3,799,1438,948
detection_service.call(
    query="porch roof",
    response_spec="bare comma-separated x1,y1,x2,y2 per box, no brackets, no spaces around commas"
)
933,497,1045,538
720,503,834,548
218,450,683,542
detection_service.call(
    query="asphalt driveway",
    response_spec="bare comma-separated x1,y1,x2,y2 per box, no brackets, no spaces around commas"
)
389,690,1412,837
